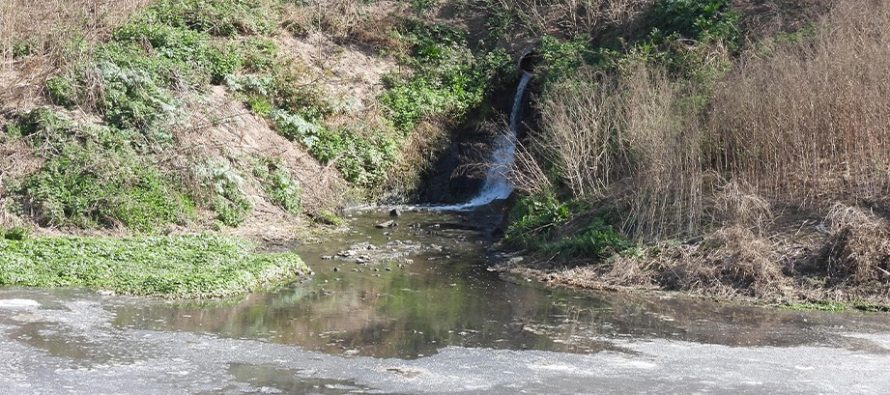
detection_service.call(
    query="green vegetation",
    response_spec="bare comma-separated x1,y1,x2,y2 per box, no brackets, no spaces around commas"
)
506,194,629,259
12,0,331,229
0,226,31,241
0,235,307,298
780,301,847,312
254,159,302,215
312,210,344,226
7,109,194,232
648,0,740,49
193,158,252,227
381,22,510,133
505,0,740,259
24,143,194,231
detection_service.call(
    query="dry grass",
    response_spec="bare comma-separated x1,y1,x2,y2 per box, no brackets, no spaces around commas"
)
521,1,890,239
816,204,890,285
281,0,403,50
0,0,152,109
711,1,890,207
509,1,890,302
523,64,705,240
482,0,653,37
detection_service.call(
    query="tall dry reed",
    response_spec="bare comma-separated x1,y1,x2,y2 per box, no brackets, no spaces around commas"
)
524,64,705,240
710,1,890,206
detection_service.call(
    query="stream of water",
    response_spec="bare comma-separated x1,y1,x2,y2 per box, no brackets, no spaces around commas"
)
3,210,890,393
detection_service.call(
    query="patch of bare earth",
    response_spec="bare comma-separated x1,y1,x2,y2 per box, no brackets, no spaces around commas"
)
172,87,345,241
276,32,396,127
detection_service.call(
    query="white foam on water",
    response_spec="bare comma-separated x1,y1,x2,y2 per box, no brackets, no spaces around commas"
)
0,299,40,310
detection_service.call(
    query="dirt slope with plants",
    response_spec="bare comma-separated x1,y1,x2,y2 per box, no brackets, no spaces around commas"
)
0,0,515,239
0,0,516,296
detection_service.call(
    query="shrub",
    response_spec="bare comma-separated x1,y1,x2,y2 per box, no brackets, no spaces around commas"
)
506,193,629,259
22,143,193,231
46,76,78,107
3,108,71,140
709,1,890,205
270,109,397,186
1,226,31,241
380,22,510,132
649,0,739,45
147,0,277,37
112,21,242,83
254,159,302,215
192,158,252,227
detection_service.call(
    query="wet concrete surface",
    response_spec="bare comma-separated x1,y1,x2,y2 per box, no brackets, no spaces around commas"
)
2,210,890,393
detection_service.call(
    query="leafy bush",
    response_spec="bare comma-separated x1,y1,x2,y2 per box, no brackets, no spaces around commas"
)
507,193,629,259
22,143,194,231
46,76,78,107
380,22,510,132
3,108,71,140
271,110,397,186
112,21,241,83
94,59,179,134
539,219,630,259
507,193,571,245
239,38,279,72
254,159,302,215
193,158,252,227
147,0,277,37
649,0,739,45
536,35,590,82
1,226,31,241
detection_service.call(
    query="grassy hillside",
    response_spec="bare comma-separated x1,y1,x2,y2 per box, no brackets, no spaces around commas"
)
0,0,512,237
0,0,515,296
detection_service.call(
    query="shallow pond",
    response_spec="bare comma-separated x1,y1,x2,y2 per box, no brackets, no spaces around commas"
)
107,209,890,358
4,210,890,393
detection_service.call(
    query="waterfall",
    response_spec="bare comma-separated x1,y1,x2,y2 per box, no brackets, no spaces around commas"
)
462,72,532,207
384,71,531,213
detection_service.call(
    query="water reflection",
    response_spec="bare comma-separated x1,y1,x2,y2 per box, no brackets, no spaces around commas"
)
111,211,890,359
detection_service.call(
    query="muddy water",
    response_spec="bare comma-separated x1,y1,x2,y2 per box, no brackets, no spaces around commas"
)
5,210,890,393
100,210,890,359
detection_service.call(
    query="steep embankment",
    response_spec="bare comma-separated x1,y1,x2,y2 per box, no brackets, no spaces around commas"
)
0,0,517,296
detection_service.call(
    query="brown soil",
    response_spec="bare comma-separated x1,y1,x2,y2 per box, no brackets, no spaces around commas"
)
170,86,347,241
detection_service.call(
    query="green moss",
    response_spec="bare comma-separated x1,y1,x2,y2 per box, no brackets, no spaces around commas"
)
312,210,344,226
780,301,847,312
0,235,308,298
